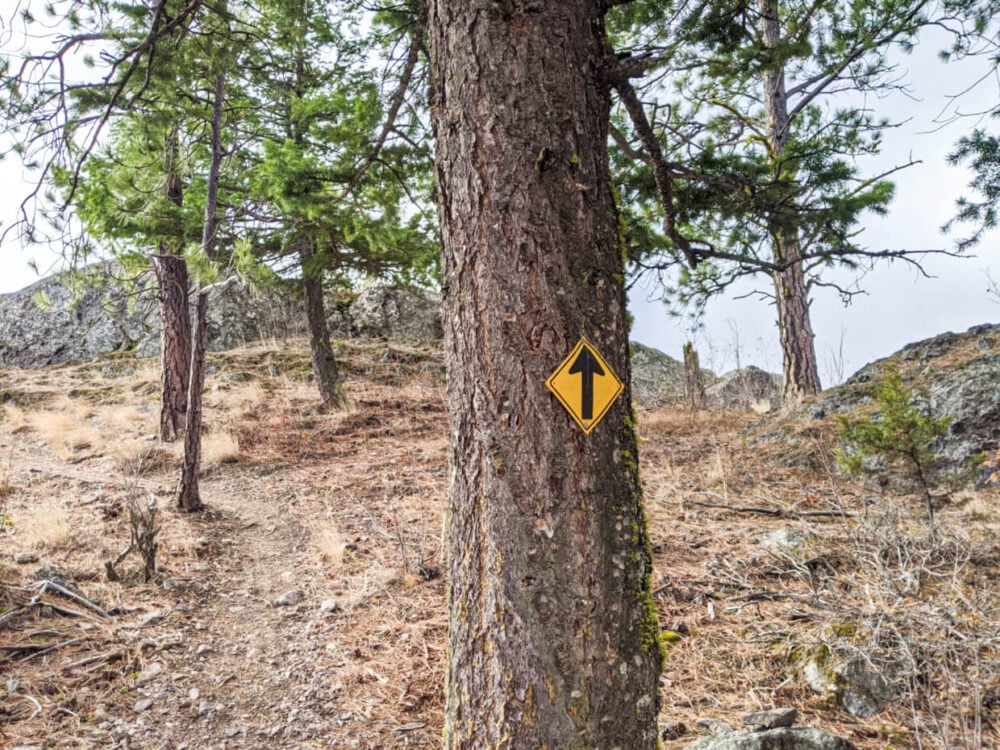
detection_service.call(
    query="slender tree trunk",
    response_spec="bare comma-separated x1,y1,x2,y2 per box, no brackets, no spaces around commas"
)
759,0,822,403
155,253,191,441
429,3,662,747
299,243,347,410
177,71,225,512
177,292,207,513
683,341,706,410
155,127,191,442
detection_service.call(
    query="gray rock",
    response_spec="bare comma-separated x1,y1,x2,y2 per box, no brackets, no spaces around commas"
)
706,366,783,412
685,727,856,750
802,653,894,719
630,342,717,409
14,552,38,564
349,281,441,342
697,718,735,736
763,527,815,550
742,707,797,729
133,698,154,713
273,589,304,607
768,323,1000,487
135,662,164,685
319,598,338,614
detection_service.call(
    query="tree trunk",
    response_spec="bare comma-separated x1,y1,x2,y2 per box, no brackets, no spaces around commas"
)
155,253,191,442
177,292,207,513
299,243,347,410
429,3,662,748
759,0,822,403
177,71,225,513
683,341,706,410
773,249,821,402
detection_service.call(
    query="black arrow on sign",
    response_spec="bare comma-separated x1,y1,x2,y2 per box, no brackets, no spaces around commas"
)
568,345,605,421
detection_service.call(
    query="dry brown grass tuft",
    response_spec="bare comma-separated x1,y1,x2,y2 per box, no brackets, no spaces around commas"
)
202,431,241,467
15,500,71,549
1,404,30,433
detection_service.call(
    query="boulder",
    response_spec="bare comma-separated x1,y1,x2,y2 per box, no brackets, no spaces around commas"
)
348,281,441,342
684,727,856,750
802,651,895,719
706,366,783,412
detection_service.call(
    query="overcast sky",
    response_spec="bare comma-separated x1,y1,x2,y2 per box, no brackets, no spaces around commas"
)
1,24,997,385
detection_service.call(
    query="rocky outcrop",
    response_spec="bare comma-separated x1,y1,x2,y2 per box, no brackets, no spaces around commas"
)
348,282,442,342
0,267,153,368
802,323,1000,483
707,366,783,412
0,269,440,369
630,342,718,409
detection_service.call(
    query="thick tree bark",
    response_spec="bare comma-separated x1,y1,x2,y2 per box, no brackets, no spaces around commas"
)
299,243,347,410
429,3,662,748
155,126,191,442
177,292,207,513
154,253,191,442
760,0,822,403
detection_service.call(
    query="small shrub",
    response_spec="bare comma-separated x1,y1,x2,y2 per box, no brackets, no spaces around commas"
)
835,366,951,522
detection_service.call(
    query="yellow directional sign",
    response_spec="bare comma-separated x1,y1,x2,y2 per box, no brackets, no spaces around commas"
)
546,337,623,435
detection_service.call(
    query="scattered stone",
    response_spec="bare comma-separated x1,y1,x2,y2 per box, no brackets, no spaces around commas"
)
319,598,338,614
195,644,213,656
697,718,734,736
684,727,857,750
14,552,38,564
133,698,154,713
803,652,894,719
198,700,213,716
189,688,201,700
226,728,240,738
763,527,814,549
136,662,164,685
742,707,797,729
661,721,688,740
274,590,304,607
162,578,183,591
139,610,168,626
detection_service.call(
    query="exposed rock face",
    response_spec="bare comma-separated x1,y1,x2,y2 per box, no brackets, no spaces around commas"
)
630,342,717,409
803,323,1000,483
707,366,783,412
0,269,152,368
348,282,442,342
0,269,440,369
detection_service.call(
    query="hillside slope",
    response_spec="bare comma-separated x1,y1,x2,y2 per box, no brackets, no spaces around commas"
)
0,339,997,749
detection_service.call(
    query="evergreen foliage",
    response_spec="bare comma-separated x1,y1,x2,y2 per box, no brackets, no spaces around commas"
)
836,366,952,522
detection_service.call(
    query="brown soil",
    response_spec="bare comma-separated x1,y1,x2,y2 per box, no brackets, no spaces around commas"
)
1,339,997,749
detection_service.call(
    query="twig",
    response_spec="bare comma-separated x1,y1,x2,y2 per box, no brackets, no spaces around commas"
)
63,650,125,671
681,497,853,519
36,579,110,617
16,637,84,663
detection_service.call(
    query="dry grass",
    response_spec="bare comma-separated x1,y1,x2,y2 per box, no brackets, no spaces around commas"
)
201,431,241,467
28,407,104,460
15,500,71,549
1,404,30,433
0,341,996,749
